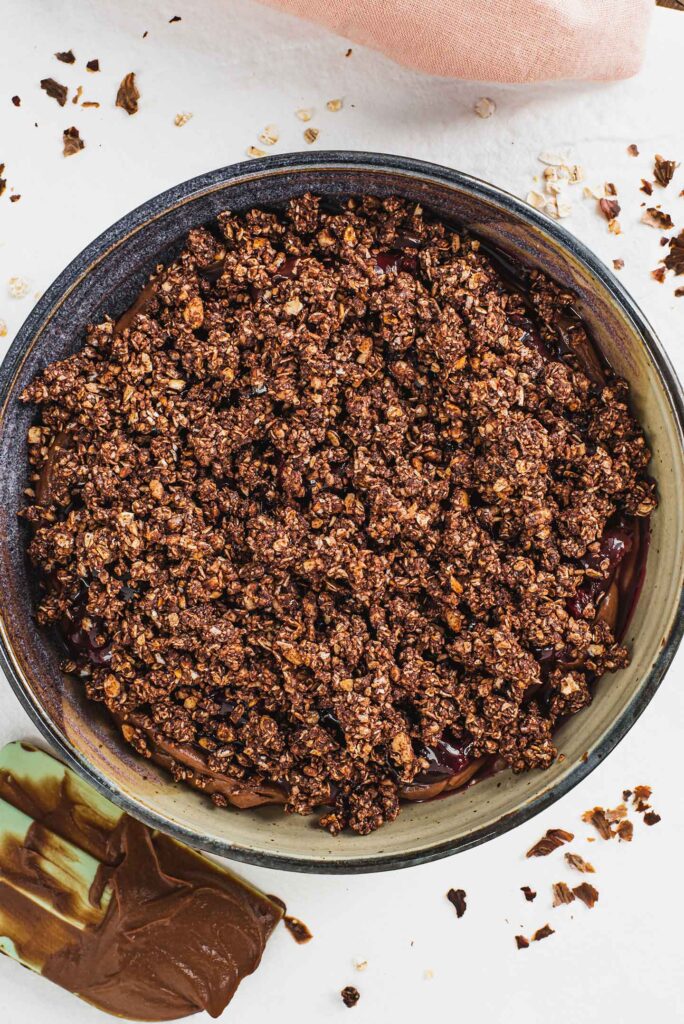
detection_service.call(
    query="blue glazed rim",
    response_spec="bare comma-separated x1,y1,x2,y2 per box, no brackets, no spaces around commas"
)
1,151,683,873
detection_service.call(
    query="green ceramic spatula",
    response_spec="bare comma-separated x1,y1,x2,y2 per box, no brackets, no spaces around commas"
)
0,740,282,999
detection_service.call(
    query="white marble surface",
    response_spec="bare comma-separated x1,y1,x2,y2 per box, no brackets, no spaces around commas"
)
1,3,684,1022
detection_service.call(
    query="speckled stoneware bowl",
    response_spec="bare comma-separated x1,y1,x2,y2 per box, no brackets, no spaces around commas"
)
1,152,683,873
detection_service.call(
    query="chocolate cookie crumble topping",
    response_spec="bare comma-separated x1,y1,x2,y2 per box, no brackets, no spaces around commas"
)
20,193,656,835
446,888,467,918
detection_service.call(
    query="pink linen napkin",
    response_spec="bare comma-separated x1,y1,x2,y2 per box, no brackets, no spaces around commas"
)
258,0,653,82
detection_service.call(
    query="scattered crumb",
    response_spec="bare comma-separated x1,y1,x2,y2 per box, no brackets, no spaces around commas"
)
572,883,599,909
246,146,266,158
605,804,629,823
55,49,75,64
608,219,622,235
583,185,605,200
423,969,434,981
567,164,584,184
174,112,193,127
353,960,367,972
345,47,352,57
605,182,618,196
598,197,621,221
582,807,613,840
652,267,667,283
303,127,319,144
654,154,677,188
0,164,5,198
474,97,496,118
675,286,684,297
62,126,84,157
295,108,313,122
627,144,639,157
538,150,571,167
526,829,574,857
641,179,654,196
72,85,83,106
633,786,652,804
613,259,624,270
526,190,547,211
552,882,575,907
644,811,661,826
86,59,100,72
446,888,467,918
565,852,595,873
8,276,30,298
169,15,182,22
0,320,7,337
580,751,589,763
282,915,313,944
664,231,684,274
11,95,20,107
642,208,674,230
10,194,20,203
258,124,279,146
532,924,555,942
521,886,537,902
515,935,530,950
116,72,140,115
82,101,100,109
616,820,634,841
40,78,68,107
326,98,343,112
341,986,360,1009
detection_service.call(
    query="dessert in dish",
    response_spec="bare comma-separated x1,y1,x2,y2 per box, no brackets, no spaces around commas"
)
21,194,655,834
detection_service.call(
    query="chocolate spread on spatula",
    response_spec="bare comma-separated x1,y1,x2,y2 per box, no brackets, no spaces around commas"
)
0,746,282,1020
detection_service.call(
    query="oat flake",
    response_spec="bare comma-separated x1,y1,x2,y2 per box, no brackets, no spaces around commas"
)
8,277,29,299
303,127,319,144
326,98,343,112
474,97,496,118
246,146,266,158
174,112,193,127
295,108,313,122
258,124,279,146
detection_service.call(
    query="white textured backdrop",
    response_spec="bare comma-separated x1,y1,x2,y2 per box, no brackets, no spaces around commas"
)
0,3,683,1022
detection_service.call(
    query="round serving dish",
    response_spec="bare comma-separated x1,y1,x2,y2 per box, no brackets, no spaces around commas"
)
1,151,683,873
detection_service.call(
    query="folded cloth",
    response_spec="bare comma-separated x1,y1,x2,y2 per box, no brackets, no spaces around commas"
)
258,0,653,82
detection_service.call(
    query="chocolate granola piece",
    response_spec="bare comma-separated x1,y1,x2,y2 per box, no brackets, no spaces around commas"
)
62,126,84,157
582,807,614,840
599,198,621,221
642,208,674,230
622,789,633,800
86,59,100,72
521,886,537,902
446,888,467,918
616,820,634,841
19,194,656,835
552,882,575,906
341,986,360,1008
10,194,20,203
640,179,654,196
116,72,139,115
40,78,68,106
663,233,684,274
632,785,652,804
654,154,677,188
564,852,595,873
572,882,599,908
643,811,661,826
515,935,530,949
527,829,574,857
532,924,555,942
55,49,75,64
11,95,20,106
627,144,639,157
652,268,667,284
